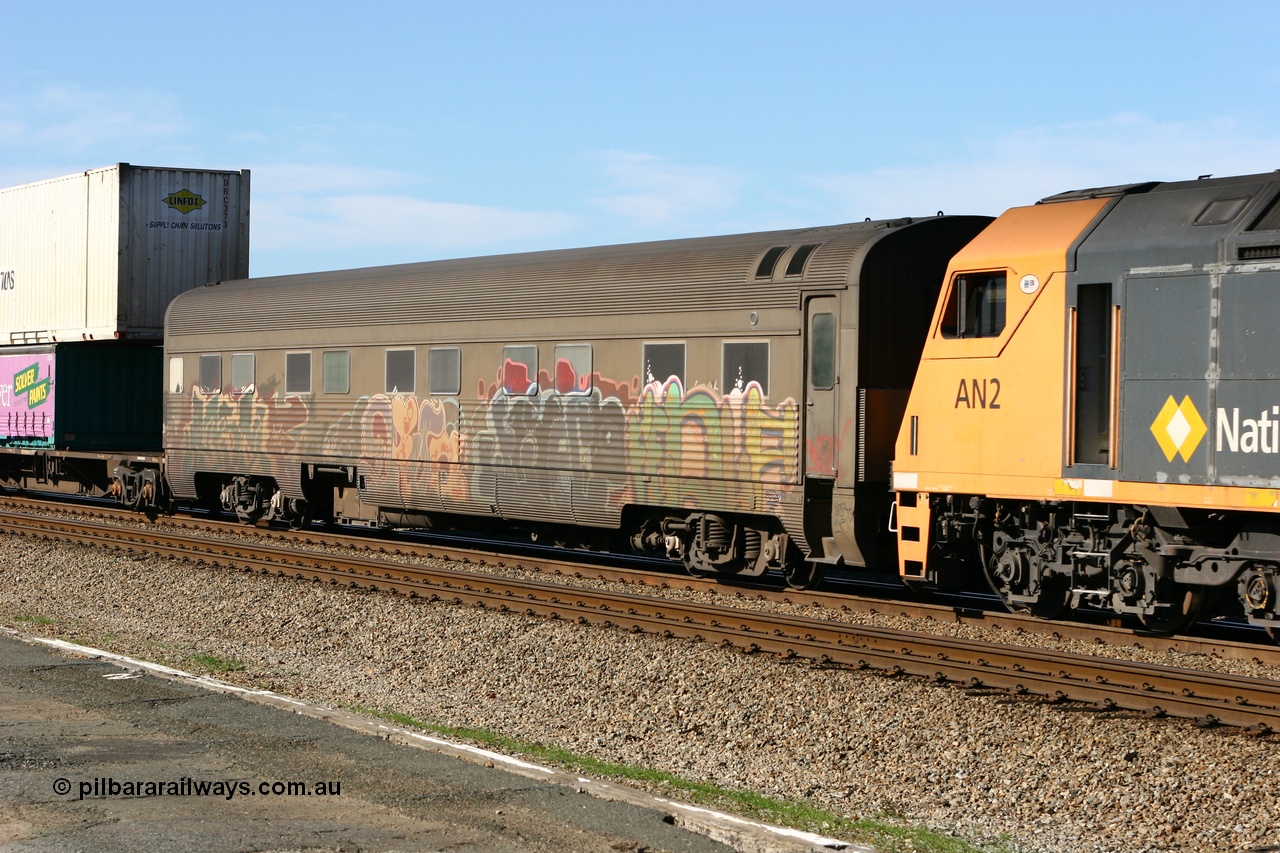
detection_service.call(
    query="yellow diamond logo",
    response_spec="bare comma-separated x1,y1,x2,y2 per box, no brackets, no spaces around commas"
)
163,189,206,214
1150,395,1207,463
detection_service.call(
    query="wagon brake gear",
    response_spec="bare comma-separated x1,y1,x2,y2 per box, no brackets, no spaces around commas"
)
110,464,165,512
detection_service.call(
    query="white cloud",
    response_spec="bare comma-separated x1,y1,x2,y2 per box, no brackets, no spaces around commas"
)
0,85,179,155
587,151,743,228
252,162,413,195
250,163,580,256
807,114,1280,220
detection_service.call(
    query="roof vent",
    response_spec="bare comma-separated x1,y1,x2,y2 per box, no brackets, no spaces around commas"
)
1194,197,1250,226
785,244,819,277
755,246,787,279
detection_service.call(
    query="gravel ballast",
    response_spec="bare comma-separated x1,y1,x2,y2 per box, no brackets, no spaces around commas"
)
1,533,1277,853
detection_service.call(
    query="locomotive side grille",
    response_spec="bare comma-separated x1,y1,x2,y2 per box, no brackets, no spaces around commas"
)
856,387,867,482
1239,245,1280,261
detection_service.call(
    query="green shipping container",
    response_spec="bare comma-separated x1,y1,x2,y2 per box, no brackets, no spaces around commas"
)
0,342,162,452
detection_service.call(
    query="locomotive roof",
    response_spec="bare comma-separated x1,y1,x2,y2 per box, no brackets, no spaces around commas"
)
1069,170,1280,277
166,216,984,337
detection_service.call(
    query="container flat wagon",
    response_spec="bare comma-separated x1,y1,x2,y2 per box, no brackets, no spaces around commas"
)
0,164,249,501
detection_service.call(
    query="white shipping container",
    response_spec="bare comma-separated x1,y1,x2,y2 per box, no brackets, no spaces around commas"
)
0,163,249,343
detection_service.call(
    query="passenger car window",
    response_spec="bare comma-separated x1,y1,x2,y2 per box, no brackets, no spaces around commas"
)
198,354,221,394
554,344,592,395
428,347,461,395
810,313,835,390
323,351,349,394
502,346,538,395
286,352,311,394
231,353,255,394
941,272,1007,339
723,341,769,395
169,357,184,395
386,349,415,394
643,342,685,386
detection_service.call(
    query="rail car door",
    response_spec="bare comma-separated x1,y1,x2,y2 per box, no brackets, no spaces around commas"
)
805,296,839,477
801,295,841,564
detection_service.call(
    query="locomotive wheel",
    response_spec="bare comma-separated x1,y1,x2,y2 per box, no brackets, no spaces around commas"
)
784,561,825,590
1137,587,1204,635
1025,579,1071,620
984,550,1069,619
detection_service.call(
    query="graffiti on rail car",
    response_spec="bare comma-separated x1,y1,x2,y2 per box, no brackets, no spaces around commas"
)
171,358,800,517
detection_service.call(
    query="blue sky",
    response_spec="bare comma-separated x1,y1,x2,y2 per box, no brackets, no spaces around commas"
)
4,1,1279,277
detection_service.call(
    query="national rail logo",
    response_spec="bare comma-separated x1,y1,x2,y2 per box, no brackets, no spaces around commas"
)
163,189,207,214
1150,395,1207,463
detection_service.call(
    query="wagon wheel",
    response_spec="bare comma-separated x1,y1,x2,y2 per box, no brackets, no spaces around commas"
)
1137,586,1204,635
784,561,825,590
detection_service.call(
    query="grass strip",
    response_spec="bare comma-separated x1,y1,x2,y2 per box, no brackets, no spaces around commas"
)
353,706,1016,853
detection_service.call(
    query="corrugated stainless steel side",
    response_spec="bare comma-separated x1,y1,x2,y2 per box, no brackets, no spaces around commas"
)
0,164,249,344
167,221,895,337
0,172,89,344
116,165,250,337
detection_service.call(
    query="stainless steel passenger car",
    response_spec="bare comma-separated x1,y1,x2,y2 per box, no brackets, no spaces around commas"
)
163,216,989,585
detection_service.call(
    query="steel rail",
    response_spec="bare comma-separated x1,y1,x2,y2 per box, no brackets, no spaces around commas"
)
3,509,1279,733
3,493,1278,668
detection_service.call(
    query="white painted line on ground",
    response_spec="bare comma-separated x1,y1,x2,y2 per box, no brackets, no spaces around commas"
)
4,626,867,853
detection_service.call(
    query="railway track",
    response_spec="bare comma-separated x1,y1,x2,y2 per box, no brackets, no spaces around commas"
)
3,493,1277,666
3,501,1279,733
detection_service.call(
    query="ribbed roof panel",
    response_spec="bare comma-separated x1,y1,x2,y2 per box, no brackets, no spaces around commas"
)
167,220,911,336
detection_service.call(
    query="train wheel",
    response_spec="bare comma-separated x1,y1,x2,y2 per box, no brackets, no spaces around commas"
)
1137,587,1204,635
784,561,824,590
985,548,1068,618
1026,578,1071,620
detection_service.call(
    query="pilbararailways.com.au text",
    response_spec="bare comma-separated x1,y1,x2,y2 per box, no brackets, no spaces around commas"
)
52,776,342,801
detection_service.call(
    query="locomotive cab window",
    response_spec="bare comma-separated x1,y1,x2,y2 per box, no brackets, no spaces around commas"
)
643,342,685,386
555,344,592,395
286,352,312,395
198,354,221,394
940,272,1006,339
169,357,184,395
502,345,538,395
323,351,350,394
428,347,461,395
724,341,769,396
386,348,415,394
231,353,255,394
